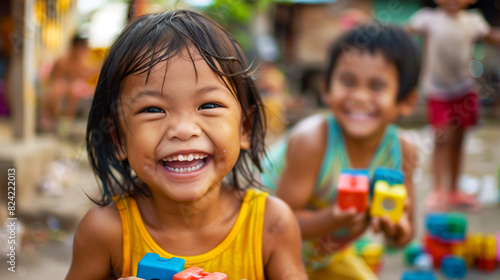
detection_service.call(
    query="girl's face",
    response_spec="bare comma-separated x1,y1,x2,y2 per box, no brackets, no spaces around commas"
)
117,48,250,203
324,50,401,140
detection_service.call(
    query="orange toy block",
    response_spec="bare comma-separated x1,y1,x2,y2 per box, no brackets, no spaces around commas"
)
337,173,369,212
173,267,227,280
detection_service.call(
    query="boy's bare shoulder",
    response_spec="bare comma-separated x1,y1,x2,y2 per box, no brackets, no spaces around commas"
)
288,114,328,155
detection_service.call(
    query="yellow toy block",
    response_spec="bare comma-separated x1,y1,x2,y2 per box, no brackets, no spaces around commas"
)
361,243,384,266
480,234,497,259
370,181,407,222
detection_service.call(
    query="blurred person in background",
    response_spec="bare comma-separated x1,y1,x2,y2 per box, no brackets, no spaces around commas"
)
407,0,500,211
39,34,96,132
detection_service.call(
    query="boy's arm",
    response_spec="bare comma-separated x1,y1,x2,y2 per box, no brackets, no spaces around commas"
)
66,205,122,280
262,196,307,280
371,135,416,247
275,115,368,240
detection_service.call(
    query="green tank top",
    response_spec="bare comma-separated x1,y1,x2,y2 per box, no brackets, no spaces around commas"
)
261,114,402,270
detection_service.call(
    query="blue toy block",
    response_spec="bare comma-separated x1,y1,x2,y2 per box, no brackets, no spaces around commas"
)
425,213,448,238
401,270,438,280
370,167,404,198
341,169,370,178
441,256,466,279
137,253,185,280
425,213,467,242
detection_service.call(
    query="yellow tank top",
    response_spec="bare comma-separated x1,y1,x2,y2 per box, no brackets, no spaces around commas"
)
115,189,267,280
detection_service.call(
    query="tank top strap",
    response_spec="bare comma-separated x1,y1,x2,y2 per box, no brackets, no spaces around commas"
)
114,197,132,277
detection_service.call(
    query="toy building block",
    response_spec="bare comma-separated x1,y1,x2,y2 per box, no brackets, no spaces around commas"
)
173,267,227,280
441,256,466,279
442,213,467,241
425,213,467,242
137,253,185,280
497,232,500,262
451,242,473,268
370,181,407,222
424,235,452,268
401,270,438,280
413,253,433,271
480,234,497,259
337,173,369,212
404,242,425,266
371,167,404,198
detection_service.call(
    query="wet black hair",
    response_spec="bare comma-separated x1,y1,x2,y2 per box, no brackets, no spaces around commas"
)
86,9,266,205
325,22,421,102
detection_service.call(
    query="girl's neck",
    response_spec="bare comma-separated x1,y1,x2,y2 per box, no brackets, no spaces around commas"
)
342,128,386,169
140,186,234,230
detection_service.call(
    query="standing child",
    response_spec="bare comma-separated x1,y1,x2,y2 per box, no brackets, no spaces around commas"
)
261,23,421,279
65,10,306,280
407,0,500,211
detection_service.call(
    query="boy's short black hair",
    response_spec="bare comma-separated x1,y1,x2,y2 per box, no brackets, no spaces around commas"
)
325,22,421,102
86,10,266,205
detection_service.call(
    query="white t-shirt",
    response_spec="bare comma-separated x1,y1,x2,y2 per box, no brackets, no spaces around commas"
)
410,8,490,100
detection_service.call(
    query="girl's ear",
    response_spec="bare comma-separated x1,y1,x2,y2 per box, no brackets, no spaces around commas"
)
111,125,128,161
398,88,419,117
240,108,254,151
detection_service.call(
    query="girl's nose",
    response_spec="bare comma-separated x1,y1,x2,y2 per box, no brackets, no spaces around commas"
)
166,115,202,141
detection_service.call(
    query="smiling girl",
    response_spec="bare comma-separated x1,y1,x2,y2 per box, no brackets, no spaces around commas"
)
65,10,306,280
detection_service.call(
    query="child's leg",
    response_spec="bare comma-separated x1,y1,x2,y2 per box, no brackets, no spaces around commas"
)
426,125,454,211
448,126,477,207
308,249,378,280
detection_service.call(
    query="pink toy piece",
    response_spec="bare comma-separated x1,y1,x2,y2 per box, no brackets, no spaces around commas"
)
497,232,500,262
173,267,227,280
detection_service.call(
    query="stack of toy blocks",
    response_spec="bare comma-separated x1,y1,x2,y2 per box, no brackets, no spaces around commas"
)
370,167,404,199
424,213,467,268
137,253,185,280
474,233,497,272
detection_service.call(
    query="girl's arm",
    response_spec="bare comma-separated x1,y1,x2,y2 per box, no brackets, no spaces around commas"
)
275,115,368,240
371,135,416,247
66,206,122,280
262,196,307,280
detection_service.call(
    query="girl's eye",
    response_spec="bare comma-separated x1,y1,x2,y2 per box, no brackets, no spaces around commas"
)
341,78,356,88
199,103,221,110
141,107,164,113
370,83,386,92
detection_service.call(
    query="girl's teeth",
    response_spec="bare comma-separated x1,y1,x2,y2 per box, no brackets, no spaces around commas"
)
164,153,207,162
166,161,205,173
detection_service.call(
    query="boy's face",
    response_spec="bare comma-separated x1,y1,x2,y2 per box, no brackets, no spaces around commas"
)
116,48,250,203
434,0,475,14
324,50,403,140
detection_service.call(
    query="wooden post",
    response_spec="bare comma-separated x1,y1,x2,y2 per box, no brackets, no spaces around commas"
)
9,0,36,140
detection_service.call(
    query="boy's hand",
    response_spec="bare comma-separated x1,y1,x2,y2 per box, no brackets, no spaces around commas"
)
315,204,371,253
371,210,412,247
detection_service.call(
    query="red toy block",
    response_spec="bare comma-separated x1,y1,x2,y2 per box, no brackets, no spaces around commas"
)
173,267,227,280
424,235,452,268
477,259,497,272
337,173,369,212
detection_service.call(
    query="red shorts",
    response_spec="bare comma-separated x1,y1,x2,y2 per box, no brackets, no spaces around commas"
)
427,93,479,128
